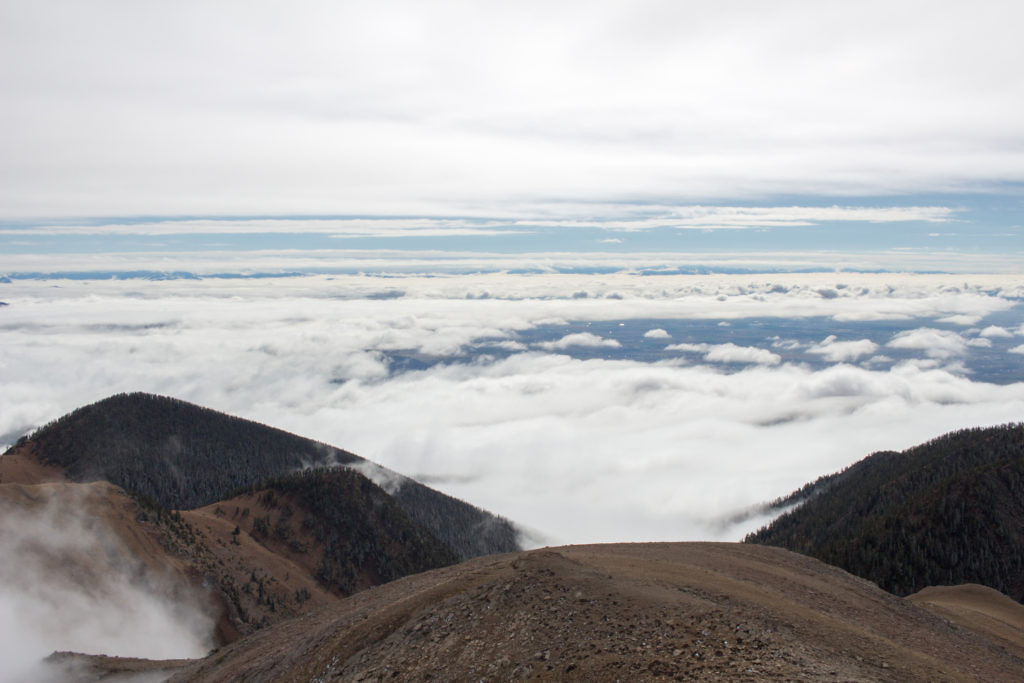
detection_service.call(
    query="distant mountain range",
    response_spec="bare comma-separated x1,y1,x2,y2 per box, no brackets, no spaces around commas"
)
746,423,1024,600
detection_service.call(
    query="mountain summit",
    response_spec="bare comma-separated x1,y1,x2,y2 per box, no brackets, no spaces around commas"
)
19,392,521,561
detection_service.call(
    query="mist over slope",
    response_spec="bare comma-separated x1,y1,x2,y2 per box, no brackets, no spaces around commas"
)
746,423,1024,599
0,480,216,682
0,393,525,676
21,392,521,561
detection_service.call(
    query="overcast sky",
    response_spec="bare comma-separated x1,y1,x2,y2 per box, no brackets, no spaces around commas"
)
2,0,1023,222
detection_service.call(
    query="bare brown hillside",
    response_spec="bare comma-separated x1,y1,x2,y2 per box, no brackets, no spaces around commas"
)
0,445,461,645
170,543,1024,682
908,583,1024,660
180,494,339,633
0,450,341,643
0,478,206,602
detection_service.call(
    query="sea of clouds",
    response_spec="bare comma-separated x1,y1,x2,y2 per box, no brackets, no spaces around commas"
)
2,269,1023,546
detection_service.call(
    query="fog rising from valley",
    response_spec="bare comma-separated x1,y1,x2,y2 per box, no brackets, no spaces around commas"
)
0,489,213,681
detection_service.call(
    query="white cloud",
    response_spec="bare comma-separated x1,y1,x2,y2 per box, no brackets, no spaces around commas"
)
979,325,1013,338
887,328,969,359
666,342,707,353
515,205,958,231
667,342,781,366
537,332,621,351
643,328,670,339
937,314,984,326
0,206,960,237
1,273,1023,551
479,340,528,351
1010,344,1024,355
704,343,781,366
806,335,879,362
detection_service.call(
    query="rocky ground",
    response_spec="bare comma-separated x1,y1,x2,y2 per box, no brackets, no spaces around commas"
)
169,542,1024,681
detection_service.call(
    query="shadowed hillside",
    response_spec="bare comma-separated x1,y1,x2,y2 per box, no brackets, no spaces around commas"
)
17,392,521,560
247,468,458,594
746,423,1024,599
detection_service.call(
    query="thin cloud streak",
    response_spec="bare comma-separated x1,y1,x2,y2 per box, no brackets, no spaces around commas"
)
0,206,958,236
3,248,1024,276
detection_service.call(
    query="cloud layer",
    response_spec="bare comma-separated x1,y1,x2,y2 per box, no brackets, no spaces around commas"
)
2,271,1022,547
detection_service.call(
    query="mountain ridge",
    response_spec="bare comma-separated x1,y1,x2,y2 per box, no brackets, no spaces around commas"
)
164,542,1024,681
1,393,522,645
15,391,521,562
746,422,1024,600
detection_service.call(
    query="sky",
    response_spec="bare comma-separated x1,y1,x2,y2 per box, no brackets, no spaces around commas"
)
1,1,1023,228
2,1,1024,666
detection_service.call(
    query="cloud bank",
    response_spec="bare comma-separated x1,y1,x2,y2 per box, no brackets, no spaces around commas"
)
1,272,1022,548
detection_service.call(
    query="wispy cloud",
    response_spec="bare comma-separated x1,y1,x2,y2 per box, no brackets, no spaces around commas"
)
513,205,958,231
0,205,958,237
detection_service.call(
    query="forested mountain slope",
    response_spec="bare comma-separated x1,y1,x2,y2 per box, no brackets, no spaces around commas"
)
16,392,521,560
25,392,360,508
746,423,1024,599
244,468,459,595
